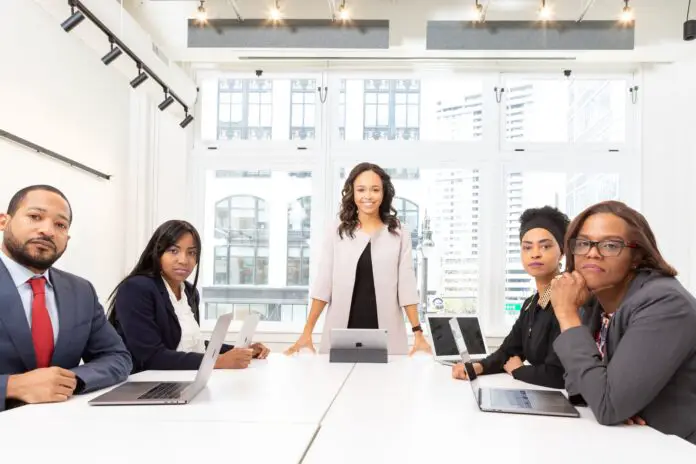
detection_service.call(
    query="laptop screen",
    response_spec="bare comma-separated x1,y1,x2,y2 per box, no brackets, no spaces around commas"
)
428,316,460,357
456,318,487,356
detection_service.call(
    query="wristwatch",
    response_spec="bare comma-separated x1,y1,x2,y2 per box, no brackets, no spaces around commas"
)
412,325,423,333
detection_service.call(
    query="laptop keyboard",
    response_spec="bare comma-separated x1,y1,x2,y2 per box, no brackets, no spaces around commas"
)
138,382,187,400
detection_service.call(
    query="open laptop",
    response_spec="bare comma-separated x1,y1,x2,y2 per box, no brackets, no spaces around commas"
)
427,314,488,366
449,318,580,418
89,313,258,406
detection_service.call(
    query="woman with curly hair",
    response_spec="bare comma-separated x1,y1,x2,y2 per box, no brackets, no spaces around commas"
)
452,206,571,388
285,162,432,356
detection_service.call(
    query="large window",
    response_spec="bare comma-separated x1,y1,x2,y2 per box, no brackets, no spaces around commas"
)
287,196,312,286
202,170,313,322
195,70,637,335
339,77,485,142
503,77,627,144
217,79,273,141
214,195,269,285
290,80,316,140
503,171,621,324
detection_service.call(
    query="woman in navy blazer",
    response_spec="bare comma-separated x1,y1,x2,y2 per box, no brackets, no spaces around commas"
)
107,220,269,373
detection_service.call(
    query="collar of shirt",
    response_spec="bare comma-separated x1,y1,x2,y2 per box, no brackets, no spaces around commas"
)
161,276,186,303
0,249,52,289
536,284,553,309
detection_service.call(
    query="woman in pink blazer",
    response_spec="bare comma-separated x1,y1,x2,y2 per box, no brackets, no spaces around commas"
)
285,163,432,355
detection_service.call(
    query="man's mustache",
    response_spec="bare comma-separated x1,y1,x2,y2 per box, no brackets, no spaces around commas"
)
27,238,56,250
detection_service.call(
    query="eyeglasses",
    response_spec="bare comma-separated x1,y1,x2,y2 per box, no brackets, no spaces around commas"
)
569,238,638,258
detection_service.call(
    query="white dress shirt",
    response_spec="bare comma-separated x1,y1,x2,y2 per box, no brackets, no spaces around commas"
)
0,249,59,343
162,277,205,354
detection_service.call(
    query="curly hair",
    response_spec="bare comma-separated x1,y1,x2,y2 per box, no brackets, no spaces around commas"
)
338,163,400,239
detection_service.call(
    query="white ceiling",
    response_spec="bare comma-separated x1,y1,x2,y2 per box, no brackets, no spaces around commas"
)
123,0,695,66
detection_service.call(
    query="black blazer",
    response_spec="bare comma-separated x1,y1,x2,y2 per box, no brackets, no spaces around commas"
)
478,293,565,389
110,275,233,373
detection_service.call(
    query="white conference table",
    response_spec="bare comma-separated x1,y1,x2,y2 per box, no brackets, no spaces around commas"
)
1,354,352,425
2,354,695,464
3,421,317,464
304,355,696,464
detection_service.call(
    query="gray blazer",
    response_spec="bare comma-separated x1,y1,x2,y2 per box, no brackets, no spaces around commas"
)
554,270,696,444
0,259,132,411
311,222,419,354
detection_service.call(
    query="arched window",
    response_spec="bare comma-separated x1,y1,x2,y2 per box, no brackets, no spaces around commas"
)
394,196,419,249
214,195,269,285
287,196,312,286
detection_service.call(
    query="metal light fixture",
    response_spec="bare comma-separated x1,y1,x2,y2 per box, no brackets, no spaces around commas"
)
158,90,175,111
180,112,194,128
338,1,350,21
620,0,634,23
61,1,85,32
686,0,696,41
193,0,208,25
269,0,282,21
130,63,149,88
472,0,484,22
101,38,122,65
538,0,553,21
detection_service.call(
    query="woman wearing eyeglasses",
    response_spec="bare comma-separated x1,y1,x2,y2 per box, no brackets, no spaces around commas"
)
452,206,571,388
551,201,696,444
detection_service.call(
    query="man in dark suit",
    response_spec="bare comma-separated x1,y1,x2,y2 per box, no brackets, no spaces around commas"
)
0,185,132,411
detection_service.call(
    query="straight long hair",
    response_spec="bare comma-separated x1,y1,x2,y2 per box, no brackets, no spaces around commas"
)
107,220,202,322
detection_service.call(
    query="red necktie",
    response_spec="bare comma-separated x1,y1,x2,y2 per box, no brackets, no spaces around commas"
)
29,277,54,368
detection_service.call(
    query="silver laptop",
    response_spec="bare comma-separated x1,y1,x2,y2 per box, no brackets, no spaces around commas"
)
89,313,256,406
427,314,488,366
450,318,580,418
330,328,388,350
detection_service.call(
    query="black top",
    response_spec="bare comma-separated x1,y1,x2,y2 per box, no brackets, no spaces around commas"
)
110,275,234,373
347,243,379,329
478,293,565,389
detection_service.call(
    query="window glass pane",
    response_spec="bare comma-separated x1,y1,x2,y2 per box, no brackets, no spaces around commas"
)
342,77,487,142
503,172,620,325
203,170,314,323
201,76,321,142
287,196,312,286
504,78,627,143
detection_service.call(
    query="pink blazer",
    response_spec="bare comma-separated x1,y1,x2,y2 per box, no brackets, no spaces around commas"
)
311,221,419,354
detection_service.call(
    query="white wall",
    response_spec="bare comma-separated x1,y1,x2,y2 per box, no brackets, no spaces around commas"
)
0,0,130,300
641,61,696,293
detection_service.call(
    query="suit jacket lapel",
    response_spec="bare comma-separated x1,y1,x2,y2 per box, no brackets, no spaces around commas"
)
154,276,178,321
0,259,36,370
50,270,76,364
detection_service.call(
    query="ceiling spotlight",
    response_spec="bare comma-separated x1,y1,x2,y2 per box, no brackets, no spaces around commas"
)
686,0,696,41
194,0,208,25
158,91,175,111
101,39,122,65
538,0,553,21
338,1,350,21
620,1,634,23
130,64,149,89
61,6,85,32
472,0,484,22
269,1,282,22
180,112,194,128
